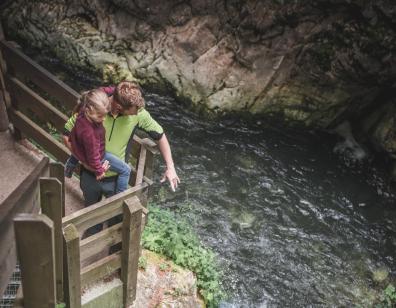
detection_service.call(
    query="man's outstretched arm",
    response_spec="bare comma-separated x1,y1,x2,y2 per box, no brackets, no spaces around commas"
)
157,134,180,192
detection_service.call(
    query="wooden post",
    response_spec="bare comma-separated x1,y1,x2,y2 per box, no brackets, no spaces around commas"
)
50,162,66,217
135,147,147,186
129,142,141,187
121,197,143,306
63,224,81,308
14,213,56,307
40,177,64,302
0,23,9,131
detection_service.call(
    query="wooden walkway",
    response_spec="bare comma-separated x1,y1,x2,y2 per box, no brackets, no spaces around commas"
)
0,131,84,214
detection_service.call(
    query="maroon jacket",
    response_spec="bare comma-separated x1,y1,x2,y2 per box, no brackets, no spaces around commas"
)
70,111,106,176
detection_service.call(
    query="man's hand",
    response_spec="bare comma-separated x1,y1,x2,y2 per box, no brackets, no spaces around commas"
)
63,135,72,151
160,165,180,192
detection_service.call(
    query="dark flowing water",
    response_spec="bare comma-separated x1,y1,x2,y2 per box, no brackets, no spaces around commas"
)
31,53,396,307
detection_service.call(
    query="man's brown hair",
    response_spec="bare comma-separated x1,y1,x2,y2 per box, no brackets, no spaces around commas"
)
114,81,145,109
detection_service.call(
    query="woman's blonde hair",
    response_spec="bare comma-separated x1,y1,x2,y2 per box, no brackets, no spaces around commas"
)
73,89,110,115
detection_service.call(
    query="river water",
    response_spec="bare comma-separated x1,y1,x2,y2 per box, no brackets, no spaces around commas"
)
32,53,396,307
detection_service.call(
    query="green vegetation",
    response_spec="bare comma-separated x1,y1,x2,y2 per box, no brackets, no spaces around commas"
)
376,284,396,308
142,204,225,307
138,256,147,270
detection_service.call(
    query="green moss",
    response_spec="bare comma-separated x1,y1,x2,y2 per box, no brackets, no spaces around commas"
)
142,204,225,307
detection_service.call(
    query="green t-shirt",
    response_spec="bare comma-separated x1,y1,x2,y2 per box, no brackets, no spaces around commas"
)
64,109,163,176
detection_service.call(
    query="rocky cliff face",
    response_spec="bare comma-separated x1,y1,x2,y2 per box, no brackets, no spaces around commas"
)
1,0,396,161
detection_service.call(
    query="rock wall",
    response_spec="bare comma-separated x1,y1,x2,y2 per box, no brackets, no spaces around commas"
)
1,0,396,159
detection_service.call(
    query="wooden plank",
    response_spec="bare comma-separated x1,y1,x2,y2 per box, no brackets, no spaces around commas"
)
129,140,141,186
63,223,81,308
50,162,66,217
0,157,49,296
130,164,154,185
7,76,68,132
133,135,159,154
0,156,48,224
81,252,121,287
0,40,79,111
135,147,146,185
0,87,8,131
142,149,155,210
40,177,64,303
80,223,122,262
0,23,11,109
121,197,143,306
14,213,56,307
9,108,70,163
62,186,147,233
129,136,158,186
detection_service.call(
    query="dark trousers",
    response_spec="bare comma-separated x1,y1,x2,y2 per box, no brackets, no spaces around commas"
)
80,169,122,237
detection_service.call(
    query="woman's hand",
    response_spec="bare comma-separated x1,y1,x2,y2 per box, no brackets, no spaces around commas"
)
95,160,110,180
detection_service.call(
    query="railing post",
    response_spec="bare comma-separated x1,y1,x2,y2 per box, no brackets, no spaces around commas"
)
121,197,143,306
0,23,10,132
63,224,81,308
49,162,66,217
14,213,57,307
40,177,64,303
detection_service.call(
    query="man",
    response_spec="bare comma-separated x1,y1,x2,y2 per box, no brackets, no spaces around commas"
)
63,81,180,207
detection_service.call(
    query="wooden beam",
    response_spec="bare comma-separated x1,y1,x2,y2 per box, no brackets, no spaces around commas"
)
121,197,143,306
8,108,70,163
133,135,159,154
63,223,81,308
0,40,79,111
0,86,8,131
40,177,64,303
7,76,68,132
80,223,122,262
62,186,147,233
135,146,146,185
0,23,10,131
14,213,56,307
80,253,121,287
0,157,49,296
50,162,66,217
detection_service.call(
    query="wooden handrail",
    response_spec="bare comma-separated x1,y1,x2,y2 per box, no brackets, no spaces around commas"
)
7,76,69,132
80,223,122,262
62,188,147,232
9,108,70,163
0,156,49,296
0,157,49,224
0,40,79,111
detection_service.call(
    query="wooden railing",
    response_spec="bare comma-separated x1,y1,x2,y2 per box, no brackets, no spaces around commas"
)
0,157,50,297
0,34,158,306
63,194,144,307
0,39,158,188
5,164,145,307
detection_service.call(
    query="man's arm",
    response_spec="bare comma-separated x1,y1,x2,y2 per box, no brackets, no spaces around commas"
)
157,134,180,192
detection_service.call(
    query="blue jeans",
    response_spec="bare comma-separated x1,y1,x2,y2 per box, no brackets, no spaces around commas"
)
103,152,131,193
65,152,131,193
64,155,79,178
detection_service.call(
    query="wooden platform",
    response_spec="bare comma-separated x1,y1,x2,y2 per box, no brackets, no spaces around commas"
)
0,130,84,214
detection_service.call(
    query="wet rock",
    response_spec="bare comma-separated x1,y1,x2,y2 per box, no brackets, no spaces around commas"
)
2,0,396,162
133,250,203,308
372,268,389,284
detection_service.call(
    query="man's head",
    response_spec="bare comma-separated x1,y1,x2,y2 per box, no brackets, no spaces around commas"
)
113,81,145,115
